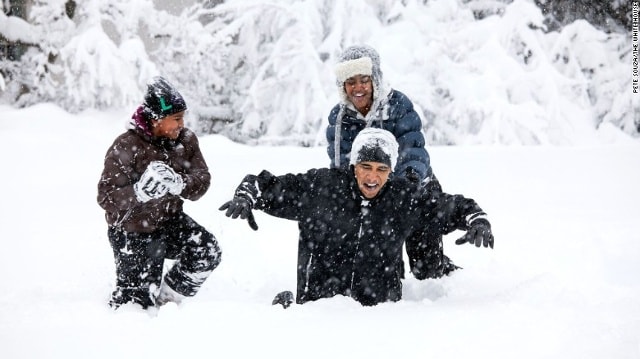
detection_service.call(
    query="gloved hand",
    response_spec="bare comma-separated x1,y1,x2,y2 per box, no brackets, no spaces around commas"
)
134,163,170,203
404,168,421,184
455,218,494,248
150,161,185,196
272,290,294,309
219,196,258,230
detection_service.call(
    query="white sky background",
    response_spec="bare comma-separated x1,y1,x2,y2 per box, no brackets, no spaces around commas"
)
0,104,638,358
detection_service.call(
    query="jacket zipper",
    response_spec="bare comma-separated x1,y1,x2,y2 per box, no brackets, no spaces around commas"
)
303,253,313,295
350,199,369,291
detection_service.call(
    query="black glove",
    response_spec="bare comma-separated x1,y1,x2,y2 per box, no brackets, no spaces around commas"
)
404,168,421,183
219,196,258,231
455,218,494,248
272,290,294,309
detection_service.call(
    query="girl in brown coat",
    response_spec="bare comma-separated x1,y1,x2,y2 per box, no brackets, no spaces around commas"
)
97,77,221,309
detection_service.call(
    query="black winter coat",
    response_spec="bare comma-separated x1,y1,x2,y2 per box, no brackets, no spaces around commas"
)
242,168,484,306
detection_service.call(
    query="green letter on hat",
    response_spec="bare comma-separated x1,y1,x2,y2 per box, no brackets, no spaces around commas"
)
160,97,173,111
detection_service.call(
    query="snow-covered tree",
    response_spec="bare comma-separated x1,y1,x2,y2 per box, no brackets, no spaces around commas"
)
0,0,636,145
53,0,160,111
185,0,336,145
534,0,631,32
0,1,42,98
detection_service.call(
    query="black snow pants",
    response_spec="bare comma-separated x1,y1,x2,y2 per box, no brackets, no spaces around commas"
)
405,226,458,279
404,175,459,280
107,212,221,308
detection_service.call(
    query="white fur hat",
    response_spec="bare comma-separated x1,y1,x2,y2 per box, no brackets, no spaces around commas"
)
334,57,373,84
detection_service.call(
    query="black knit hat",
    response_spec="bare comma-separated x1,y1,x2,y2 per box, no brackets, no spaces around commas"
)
350,128,399,169
354,146,392,167
142,76,187,120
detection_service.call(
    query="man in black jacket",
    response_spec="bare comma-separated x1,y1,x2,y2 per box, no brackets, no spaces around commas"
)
220,128,493,307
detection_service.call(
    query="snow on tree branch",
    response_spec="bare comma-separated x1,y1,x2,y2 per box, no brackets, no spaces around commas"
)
0,0,636,145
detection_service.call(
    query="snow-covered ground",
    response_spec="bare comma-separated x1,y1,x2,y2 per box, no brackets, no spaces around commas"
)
1,103,639,358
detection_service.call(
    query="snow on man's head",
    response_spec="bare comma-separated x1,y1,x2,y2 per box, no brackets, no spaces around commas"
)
142,76,187,120
349,128,399,170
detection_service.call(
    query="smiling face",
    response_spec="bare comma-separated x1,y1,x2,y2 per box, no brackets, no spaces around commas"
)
344,75,374,116
151,110,185,139
353,161,391,199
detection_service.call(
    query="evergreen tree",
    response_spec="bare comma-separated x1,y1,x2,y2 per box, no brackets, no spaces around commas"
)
534,0,630,32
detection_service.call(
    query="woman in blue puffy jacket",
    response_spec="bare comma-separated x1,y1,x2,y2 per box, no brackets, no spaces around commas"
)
326,45,457,279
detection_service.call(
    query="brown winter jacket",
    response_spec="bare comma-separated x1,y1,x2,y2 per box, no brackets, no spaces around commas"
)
97,127,210,233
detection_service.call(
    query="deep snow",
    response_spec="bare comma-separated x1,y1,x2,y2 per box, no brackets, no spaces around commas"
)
0,103,639,358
